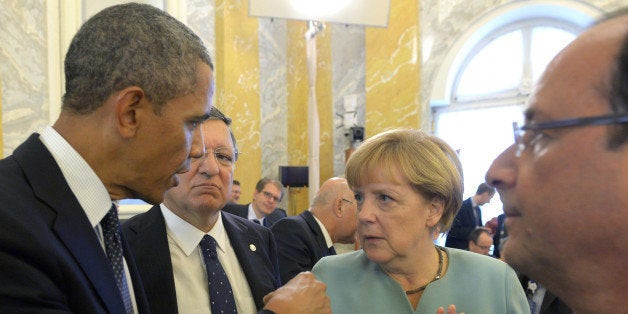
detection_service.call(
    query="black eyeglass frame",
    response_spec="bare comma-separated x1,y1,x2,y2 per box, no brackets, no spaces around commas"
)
513,112,628,156
341,198,355,205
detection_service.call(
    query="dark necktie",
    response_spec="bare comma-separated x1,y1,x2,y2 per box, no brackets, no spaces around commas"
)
199,235,237,314
328,246,337,255
252,219,261,225
101,204,134,314
474,206,482,226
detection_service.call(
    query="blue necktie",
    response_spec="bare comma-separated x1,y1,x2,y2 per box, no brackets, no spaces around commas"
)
101,204,134,314
199,235,238,314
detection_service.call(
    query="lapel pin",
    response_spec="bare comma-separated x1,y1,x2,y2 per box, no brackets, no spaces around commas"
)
249,244,257,252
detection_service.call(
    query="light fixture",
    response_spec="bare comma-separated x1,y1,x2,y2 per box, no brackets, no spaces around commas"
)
249,0,390,27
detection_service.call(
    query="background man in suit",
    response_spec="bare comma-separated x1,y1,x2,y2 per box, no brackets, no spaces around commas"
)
467,227,493,256
0,4,213,313
223,178,287,227
485,9,628,313
271,177,358,283
230,179,242,204
123,107,329,314
445,183,495,249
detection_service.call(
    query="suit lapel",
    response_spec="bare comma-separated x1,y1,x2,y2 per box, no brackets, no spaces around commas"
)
123,205,178,314
222,213,278,310
15,135,125,313
300,211,330,256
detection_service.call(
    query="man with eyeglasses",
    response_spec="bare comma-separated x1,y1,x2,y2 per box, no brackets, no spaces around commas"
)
223,178,288,227
483,9,628,314
467,227,493,256
270,177,358,283
122,107,330,314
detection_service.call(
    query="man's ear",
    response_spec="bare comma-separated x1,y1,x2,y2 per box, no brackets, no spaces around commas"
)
333,198,343,218
114,87,146,138
426,197,445,228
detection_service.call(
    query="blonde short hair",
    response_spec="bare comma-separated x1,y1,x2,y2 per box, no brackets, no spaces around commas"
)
345,128,463,232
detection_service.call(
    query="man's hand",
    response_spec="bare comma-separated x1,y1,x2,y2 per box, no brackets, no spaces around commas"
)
263,272,330,314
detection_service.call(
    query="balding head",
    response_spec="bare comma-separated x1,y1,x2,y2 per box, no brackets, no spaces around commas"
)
310,178,357,244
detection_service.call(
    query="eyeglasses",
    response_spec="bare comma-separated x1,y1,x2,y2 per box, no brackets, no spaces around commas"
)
513,113,628,157
261,191,281,203
475,244,492,251
196,147,238,167
341,198,355,205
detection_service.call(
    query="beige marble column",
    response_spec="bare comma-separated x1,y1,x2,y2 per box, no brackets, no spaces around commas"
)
365,0,422,137
215,0,262,202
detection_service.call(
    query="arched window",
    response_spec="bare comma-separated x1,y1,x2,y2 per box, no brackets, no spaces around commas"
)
430,2,600,228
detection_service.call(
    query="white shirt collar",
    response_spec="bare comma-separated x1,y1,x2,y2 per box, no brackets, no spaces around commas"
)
247,203,265,224
39,126,112,227
471,196,478,208
312,212,334,248
160,204,228,255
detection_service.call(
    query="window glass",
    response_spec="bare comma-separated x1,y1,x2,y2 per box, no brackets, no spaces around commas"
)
531,27,576,81
456,30,523,98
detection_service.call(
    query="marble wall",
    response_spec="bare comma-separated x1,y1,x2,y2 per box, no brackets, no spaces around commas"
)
0,0,49,157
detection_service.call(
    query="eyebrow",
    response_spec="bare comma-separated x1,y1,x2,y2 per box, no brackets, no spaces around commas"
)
523,108,536,122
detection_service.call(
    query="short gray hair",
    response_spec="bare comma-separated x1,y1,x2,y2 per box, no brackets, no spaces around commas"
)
63,3,213,114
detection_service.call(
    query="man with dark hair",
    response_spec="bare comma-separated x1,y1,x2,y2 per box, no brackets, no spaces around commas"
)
223,177,287,227
0,3,213,312
485,9,628,313
445,183,496,250
230,179,242,204
123,107,329,313
467,227,493,256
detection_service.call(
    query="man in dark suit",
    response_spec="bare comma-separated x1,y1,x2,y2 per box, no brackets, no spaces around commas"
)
445,183,495,250
123,108,329,314
223,178,287,227
271,177,357,283
0,4,214,313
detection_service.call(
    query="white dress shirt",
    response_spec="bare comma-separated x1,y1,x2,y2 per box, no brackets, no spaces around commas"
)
312,213,334,249
161,204,257,314
247,203,267,226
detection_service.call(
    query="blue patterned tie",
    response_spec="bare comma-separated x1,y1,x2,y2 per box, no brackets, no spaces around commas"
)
101,204,134,314
199,235,238,314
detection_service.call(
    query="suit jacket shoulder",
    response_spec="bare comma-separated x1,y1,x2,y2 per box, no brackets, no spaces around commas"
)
265,207,287,227
270,210,330,283
221,212,281,309
222,203,249,218
0,134,149,313
445,198,476,249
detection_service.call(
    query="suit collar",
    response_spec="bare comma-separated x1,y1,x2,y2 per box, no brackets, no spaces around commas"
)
160,204,229,255
39,126,111,227
300,211,333,251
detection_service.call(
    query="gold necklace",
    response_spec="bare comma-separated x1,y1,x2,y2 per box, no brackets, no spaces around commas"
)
405,246,444,295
